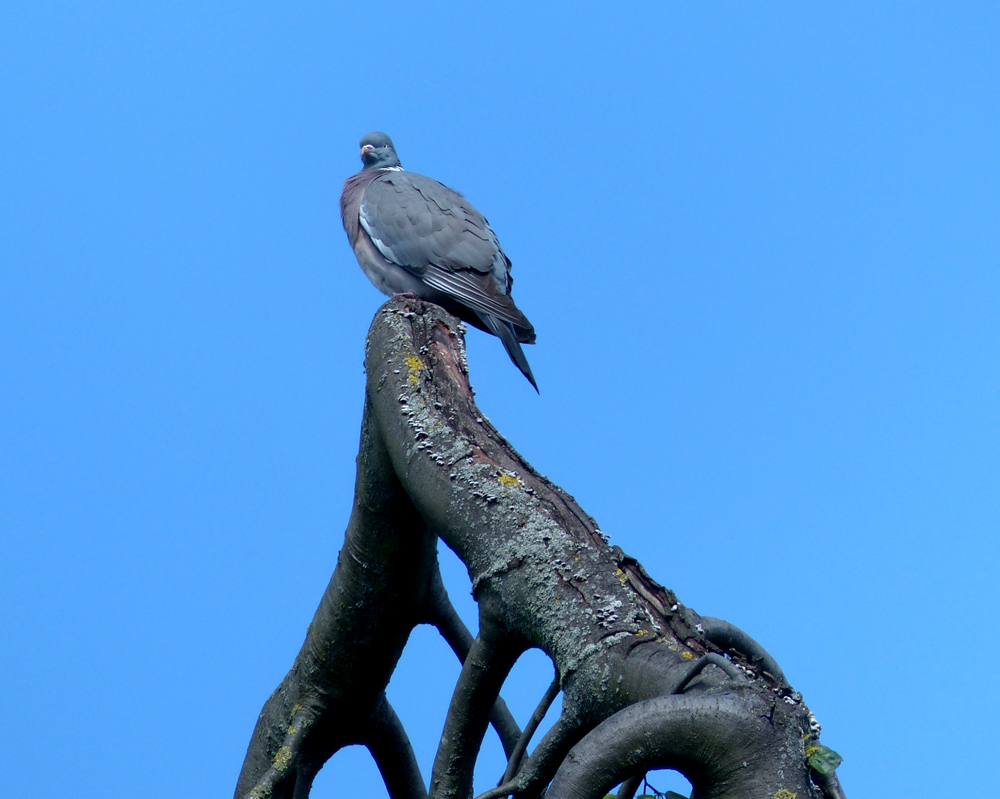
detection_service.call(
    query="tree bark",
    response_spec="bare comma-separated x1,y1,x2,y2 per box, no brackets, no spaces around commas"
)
234,297,845,799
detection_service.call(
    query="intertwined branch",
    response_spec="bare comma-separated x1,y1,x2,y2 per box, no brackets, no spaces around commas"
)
234,297,845,799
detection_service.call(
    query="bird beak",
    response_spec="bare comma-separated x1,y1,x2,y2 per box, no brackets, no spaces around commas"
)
361,144,375,157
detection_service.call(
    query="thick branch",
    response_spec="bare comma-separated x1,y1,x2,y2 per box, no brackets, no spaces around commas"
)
362,298,838,799
422,562,523,759
546,692,811,799
430,614,524,799
233,398,437,798
234,297,844,799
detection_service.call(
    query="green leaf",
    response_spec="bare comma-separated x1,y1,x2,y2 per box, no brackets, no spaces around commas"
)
806,743,843,775
665,793,689,799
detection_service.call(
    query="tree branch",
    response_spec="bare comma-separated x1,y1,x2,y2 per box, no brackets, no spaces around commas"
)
671,653,744,694
366,693,428,799
546,693,809,799
430,617,523,799
421,560,524,759
500,670,561,784
233,396,438,798
234,297,845,799
700,616,788,687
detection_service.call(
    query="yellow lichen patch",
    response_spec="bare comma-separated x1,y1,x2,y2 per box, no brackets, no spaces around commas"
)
248,786,272,799
635,629,650,637
404,354,425,386
773,790,797,799
272,745,293,772
498,473,521,488
681,651,694,659
286,725,298,736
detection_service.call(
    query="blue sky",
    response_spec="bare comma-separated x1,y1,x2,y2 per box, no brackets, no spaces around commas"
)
2,2,998,797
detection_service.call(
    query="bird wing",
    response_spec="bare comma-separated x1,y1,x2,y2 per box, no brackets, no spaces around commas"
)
359,172,528,328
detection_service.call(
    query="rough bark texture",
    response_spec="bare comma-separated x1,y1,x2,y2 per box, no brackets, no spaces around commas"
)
234,297,846,799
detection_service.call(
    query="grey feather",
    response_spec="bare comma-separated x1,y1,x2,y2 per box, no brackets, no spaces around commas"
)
359,173,500,277
341,132,538,389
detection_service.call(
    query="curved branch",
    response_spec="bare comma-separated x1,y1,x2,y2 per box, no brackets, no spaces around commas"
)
430,620,524,799
421,560,523,759
236,298,843,799
366,693,428,799
364,298,836,799
546,693,809,799
672,653,744,694
700,616,788,687
233,396,438,799
501,669,561,783
474,715,585,799
485,654,745,799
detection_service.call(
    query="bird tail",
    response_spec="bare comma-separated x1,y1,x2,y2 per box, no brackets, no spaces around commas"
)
478,312,538,392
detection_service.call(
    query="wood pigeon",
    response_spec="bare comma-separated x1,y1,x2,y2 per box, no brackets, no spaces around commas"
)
340,132,538,390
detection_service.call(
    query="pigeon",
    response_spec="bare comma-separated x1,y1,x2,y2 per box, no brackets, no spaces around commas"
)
340,132,538,390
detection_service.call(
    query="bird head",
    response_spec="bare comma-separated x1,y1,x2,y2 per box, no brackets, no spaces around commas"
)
359,132,402,170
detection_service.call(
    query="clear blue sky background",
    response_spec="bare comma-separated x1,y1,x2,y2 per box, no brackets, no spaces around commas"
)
2,2,997,797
